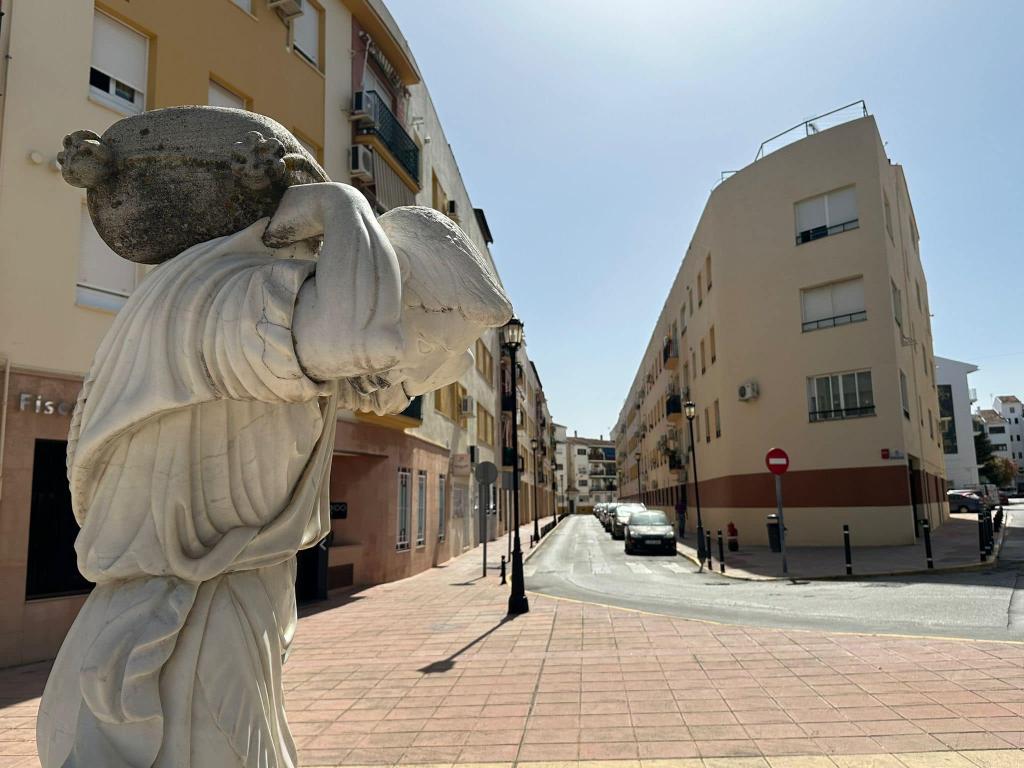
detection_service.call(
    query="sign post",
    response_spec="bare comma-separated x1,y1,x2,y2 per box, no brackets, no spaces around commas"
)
765,447,790,576
475,461,499,578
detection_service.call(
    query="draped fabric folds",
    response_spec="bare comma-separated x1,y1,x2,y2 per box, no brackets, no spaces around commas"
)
38,221,337,768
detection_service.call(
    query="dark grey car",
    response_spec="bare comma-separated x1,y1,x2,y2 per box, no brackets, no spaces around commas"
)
611,503,645,539
947,491,984,514
624,510,676,555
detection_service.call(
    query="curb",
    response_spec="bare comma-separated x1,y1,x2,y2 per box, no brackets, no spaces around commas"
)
523,516,563,564
676,523,1010,582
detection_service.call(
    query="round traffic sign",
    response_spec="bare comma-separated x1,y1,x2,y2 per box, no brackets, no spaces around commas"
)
765,447,789,475
475,461,498,485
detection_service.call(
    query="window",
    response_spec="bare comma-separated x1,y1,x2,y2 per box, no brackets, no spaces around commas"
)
884,193,894,242
577,448,588,456
475,338,494,386
795,186,858,244
434,383,465,424
209,80,245,109
700,339,706,374
688,288,693,316
899,370,910,419
929,409,934,439
808,370,875,422
293,0,321,67
698,271,703,305
416,471,426,546
709,326,716,364
683,360,690,388
714,399,721,438
477,404,495,447
680,303,687,332
705,254,712,290
438,475,446,540
938,384,957,454
26,440,93,600
77,206,138,311
801,277,866,332
90,11,147,115
397,469,411,550
989,426,1006,435
891,280,903,328
915,280,922,312
704,408,710,443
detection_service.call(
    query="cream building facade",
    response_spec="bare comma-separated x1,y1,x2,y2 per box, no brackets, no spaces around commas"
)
0,0,554,667
614,112,946,548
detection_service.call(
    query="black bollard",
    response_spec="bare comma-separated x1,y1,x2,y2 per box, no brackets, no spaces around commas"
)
995,506,1004,533
922,519,934,569
705,530,713,570
500,555,507,584
843,524,852,575
978,512,987,562
717,530,725,574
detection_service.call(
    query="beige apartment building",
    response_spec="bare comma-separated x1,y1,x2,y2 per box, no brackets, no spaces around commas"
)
0,0,554,667
565,434,617,513
614,111,946,548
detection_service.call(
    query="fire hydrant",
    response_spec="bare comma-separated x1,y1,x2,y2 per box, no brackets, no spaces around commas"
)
727,522,739,551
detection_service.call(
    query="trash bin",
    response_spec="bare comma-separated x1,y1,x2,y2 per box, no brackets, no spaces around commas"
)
766,514,782,553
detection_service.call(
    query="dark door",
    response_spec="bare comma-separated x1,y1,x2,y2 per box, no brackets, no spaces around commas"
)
294,538,328,604
26,439,93,599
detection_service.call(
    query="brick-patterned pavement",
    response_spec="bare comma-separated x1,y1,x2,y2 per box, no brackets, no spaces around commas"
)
1,517,1022,767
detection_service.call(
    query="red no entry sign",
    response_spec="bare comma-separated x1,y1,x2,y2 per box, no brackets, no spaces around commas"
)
765,447,789,475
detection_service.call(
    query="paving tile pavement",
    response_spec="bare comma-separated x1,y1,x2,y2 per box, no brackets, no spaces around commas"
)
0,516,1022,767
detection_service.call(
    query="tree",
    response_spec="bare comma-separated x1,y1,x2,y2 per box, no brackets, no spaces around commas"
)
984,457,1017,488
974,423,995,466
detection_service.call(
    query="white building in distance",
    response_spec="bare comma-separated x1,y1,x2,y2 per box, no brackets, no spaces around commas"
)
935,357,979,489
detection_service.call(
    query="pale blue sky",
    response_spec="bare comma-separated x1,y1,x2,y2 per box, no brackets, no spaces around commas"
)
388,0,1024,438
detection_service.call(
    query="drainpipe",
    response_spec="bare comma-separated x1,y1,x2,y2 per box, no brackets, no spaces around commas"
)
0,356,10,503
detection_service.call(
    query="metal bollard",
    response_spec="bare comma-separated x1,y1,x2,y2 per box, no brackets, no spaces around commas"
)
986,511,994,555
843,524,852,575
500,555,507,584
978,512,987,562
922,519,934,569
995,506,1004,533
717,530,725,574
705,530,713,570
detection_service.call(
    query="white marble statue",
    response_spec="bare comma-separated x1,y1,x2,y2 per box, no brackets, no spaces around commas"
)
38,109,511,767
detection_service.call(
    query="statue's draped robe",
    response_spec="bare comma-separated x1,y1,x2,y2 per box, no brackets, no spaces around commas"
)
37,221,337,768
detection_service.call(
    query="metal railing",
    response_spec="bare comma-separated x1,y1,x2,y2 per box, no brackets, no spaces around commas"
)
756,100,869,161
666,394,682,417
809,405,875,422
796,218,859,245
802,310,867,332
355,90,420,183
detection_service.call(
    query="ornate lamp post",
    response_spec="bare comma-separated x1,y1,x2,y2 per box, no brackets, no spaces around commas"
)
635,449,642,502
530,437,541,542
502,317,529,615
684,400,705,562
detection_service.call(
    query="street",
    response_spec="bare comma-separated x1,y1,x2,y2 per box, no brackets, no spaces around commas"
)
527,512,1024,642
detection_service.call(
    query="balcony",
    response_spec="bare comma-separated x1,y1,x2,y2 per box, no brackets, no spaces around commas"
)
662,337,678,370
666,394,682,423
353,90,420,185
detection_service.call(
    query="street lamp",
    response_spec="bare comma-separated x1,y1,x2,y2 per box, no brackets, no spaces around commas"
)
530,437,540,543
634,449,642,502
551,457,558,522
683,400,705,562
502,317,529,615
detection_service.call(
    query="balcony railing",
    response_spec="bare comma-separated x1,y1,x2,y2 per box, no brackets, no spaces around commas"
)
808,405,875,422
662,337,678,366
796,218,859,245
665,394,682,418
802,310,867,332
355,90,420,184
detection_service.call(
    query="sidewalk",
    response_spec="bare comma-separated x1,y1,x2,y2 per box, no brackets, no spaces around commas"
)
677,511,1011,580
1,514,1022,767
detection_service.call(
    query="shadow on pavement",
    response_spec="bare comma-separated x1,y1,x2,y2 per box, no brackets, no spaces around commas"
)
418,615,518,674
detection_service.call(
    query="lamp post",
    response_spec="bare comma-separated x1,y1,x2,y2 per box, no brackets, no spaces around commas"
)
551,457,558,522
635,450,642,503
530,437,541,542
684,400,705,562
502,317,529,615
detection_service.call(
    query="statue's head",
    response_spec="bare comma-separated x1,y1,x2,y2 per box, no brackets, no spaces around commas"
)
346,207,513,414
58,106,327,264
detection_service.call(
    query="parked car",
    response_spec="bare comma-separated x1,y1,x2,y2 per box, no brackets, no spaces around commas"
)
624,509,676,555
600,503,617,531
998,490,1010,506
611,503,645,539
947,490,985,514
593,502,608,520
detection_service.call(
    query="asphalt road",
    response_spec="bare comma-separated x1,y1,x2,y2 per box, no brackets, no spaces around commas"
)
526,508,1024,642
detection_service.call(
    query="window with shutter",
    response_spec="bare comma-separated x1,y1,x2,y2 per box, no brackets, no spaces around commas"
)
293,0,321,67
208,81,246,109
90,12,148,115
795,186,859,244
77,206,138,311
800,277,866,331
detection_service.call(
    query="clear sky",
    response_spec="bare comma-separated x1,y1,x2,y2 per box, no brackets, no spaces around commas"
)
387,0,1024,439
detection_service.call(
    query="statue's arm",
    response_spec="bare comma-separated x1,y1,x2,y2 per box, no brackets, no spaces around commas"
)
263,183,404,382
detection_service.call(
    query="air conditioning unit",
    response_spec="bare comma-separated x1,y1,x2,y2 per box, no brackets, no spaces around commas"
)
349,91,375,124
738,380,760,401
349,145,374,182
460,395,475,415
268,0,303,21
